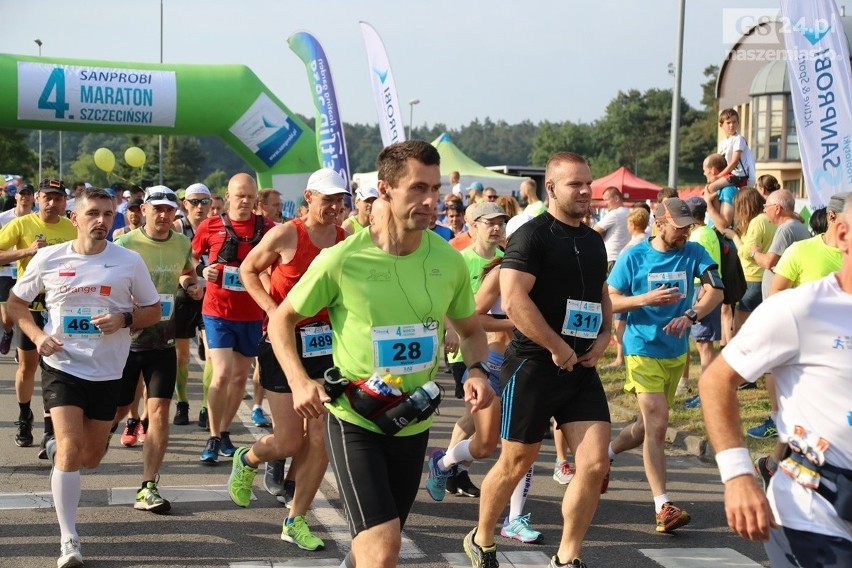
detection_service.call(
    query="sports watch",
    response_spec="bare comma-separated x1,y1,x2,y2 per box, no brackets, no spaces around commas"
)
683,309,698,324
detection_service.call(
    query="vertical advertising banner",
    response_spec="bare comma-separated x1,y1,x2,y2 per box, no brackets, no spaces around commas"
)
359,21,405,147
781,0,852,209
288,31,351,190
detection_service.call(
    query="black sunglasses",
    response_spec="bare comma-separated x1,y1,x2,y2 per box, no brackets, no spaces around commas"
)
186,198,211,206
145,192,178,203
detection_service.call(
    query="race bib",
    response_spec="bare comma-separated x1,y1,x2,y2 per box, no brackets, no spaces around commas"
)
160,294,174,321
561,300,602,339
647,271,687,299
222,265,245,292
372,324,438,375
61,306,108,338
299,324,332,358
11,265,17,280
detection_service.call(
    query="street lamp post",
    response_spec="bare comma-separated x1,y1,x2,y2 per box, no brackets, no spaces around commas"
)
158,0,164,184
667,0,686,188
408,99,420,140
35,39,42,183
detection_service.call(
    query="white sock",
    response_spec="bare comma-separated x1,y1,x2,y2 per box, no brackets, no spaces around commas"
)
52,469,81,540
607,443,616,461
653,494,671,513
339,553,355,568
507,465,534,521
440,439,473,471
252,404,261,411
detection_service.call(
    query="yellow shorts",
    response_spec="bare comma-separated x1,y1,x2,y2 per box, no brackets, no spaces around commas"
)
624,354,687,406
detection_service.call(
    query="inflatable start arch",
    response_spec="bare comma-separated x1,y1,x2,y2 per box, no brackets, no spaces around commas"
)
0,53,319,201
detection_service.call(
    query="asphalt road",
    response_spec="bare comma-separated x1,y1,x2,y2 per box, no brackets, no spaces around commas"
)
0,350,771,568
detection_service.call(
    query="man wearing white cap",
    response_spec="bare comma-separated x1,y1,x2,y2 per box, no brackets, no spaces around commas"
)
192,174,275,464
227,167,348,550
342,186,379,236
173,183,212,427
113,185,201,514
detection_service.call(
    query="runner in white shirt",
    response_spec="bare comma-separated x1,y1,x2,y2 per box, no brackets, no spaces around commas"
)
8,188,161,568
698,194,852,567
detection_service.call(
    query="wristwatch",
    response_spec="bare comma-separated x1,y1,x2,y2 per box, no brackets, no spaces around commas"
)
684,309,698,324
122,312,133,328
468,361,490,377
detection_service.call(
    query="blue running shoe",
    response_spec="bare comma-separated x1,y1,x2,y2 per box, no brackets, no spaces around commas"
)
501,513,543,543
251,407,271,427
683,395,701,409
747,417,778,439
200,437,221,464
425,449,455,502
219,432,237,457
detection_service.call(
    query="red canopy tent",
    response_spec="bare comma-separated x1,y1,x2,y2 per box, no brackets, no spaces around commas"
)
591,166,662,201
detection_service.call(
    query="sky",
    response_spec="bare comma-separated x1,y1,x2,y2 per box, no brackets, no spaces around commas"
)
2,0,782,130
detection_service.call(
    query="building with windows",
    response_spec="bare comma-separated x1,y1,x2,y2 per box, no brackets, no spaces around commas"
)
716,13,852,197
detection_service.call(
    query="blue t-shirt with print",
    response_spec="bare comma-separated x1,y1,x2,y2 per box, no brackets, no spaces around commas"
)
608,239,716,358
706,184,737,229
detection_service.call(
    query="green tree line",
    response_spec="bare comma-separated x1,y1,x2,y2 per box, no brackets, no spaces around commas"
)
1,66,718,190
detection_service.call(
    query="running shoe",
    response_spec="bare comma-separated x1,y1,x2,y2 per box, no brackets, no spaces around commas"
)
501,513,543,544
137,420,147,444
553,460,574,485
228,447,257,507
747,417,778,439
198,407,208,430
463,527,499,568
600,459,613,494
425,449,454,502
0,328,14,355
219,431,236,456
200,437,221,464
281,515,325,551
134,479,171,514
453,470,480,497
197,339,205,361
277,479,296,508
39,433,54,460
550,556,587,567
173,401,189,426
655,502,691,533
14,410,34,447
46,436,57,465
754,455,775,492
683,395,701,409
121,419,141,447
57,535,83,568
251,407,271,428
264,459,286,497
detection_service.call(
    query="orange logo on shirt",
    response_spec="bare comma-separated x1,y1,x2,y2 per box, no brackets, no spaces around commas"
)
99,286,111,296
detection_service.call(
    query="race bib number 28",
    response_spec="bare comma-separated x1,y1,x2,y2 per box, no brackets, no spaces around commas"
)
372,324,438,375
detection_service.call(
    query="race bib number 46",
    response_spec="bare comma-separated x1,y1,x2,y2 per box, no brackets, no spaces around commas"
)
372,324,438,375
61,306,108,338
561,300,602,339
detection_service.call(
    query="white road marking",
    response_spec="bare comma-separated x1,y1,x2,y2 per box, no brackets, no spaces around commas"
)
639,547,763,567
0,491,53,509
108,484,249,505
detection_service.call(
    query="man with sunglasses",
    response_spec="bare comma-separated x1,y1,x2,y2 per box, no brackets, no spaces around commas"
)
607,197,723,534
192,173,274,463
0,178,77,454
173,183,212,427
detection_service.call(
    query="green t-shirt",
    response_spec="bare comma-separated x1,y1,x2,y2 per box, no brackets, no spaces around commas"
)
688,224,721,282
287,229,475,435
525,201,547,217
447,246,503,364
349,217,366,233
739,213,775,282
774,234,841,287
115,228,193,350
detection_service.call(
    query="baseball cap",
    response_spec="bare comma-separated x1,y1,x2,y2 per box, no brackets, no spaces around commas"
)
466,181,484,192
5,184,16,197
127,198,144,210
684,196,707,216
144,185,178,209
470,201,508,222
355,186,379,201
306,168,348,196
104,188,117,197
19,183,35,194
827,191,849,212
655,198,694,228
185,182,211,197
38,178,67,194
122,190,131,198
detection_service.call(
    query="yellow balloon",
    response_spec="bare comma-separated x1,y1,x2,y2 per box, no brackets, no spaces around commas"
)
124,146,146,168
94,148,116,173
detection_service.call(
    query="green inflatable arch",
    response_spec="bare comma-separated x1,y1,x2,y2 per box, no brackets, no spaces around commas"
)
0,53,319,194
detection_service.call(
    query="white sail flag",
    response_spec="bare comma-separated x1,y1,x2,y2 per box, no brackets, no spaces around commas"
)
359,21,405,146
781,0,852,208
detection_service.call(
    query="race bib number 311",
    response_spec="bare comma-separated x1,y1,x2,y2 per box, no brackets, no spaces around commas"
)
561,300,602,339
372,324,438,375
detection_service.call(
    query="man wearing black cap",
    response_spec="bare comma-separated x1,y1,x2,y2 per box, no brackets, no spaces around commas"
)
111,198,144,240
0,178,77,453
607,197,724,533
